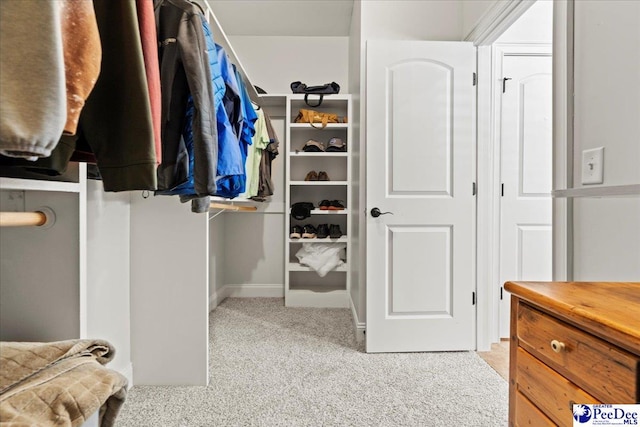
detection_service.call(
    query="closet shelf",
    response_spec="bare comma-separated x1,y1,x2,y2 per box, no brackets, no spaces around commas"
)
0,177,81,193
289,209,348,215
288,263,347,272
289,123,348,129
286,288,349,308
290,181,348,186
289,152,348,157
289,237,348,243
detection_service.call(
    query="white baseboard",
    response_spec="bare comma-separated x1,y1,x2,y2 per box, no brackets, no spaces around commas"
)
210,284,284,311
117,362,134,389
350,295,366,343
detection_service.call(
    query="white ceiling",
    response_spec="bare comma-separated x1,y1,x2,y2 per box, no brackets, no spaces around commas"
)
206,0,355,37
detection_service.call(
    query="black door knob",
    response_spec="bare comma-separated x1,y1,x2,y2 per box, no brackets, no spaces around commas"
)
371,208,394,218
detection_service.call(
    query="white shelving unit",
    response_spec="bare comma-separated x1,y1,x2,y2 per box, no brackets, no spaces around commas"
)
284,94,352,308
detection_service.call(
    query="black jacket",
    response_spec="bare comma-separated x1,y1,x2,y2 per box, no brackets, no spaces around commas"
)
154,0,217,195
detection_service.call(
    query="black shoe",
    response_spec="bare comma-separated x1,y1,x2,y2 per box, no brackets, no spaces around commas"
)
290,225,303,239
302,224,317,239
329,224,343,239
318,200,331,210
328,200,345,210
316,224,329,238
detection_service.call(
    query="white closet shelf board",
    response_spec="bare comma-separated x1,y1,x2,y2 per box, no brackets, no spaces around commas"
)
289,237,348,243
289,210,348,215
0,163,85,193
289,94,352,104
290,181,348,186
0,177,81,193
288,263,348,272
290,123,348,129
203,2,259,103
286,288,349,308
289,152,348,157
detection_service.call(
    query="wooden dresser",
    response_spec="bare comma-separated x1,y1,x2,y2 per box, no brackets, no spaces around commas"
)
504,281,640,427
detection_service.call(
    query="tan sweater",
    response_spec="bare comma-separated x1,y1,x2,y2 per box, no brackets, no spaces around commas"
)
60,0,102,136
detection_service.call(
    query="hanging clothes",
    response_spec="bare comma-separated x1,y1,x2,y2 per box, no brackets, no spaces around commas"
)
213,46,247,199
136,0,163,165
154,0,217,196
240,108,270,199
252,111,280,201
0,0,157,192
77,0,157,191
0,0,100,159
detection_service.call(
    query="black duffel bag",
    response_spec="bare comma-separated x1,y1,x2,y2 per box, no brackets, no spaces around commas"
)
290,81,340,107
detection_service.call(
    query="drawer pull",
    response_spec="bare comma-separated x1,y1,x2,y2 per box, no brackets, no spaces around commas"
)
550,339,566,353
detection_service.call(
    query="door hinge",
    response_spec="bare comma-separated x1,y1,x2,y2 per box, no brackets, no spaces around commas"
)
501,183,504,197
500,287,503,300
472,291,476,305
473,72,477,86
472,182,476,196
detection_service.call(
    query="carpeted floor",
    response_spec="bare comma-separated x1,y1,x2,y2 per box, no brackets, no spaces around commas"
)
116,298,508,426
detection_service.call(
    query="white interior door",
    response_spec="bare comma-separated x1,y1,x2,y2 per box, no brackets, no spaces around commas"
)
499,55,553,337
366,41,476,353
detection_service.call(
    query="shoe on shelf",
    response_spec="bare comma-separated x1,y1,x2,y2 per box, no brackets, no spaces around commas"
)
304,170,318,181
302,224,317,239
317,171,330,181
328,200,345,210
316,224,329,239
329,224,343,239
290,225,303,239
318,200,331,210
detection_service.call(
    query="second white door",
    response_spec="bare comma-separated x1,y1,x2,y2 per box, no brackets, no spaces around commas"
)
499,54,553,337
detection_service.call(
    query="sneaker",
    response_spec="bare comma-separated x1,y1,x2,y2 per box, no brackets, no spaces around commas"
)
290,225,303,239
302,224,317,239
316,224,329,238
329,224,343,239
317,171,330,181
328,200,345,210
318,200,331,210
304,170,318,181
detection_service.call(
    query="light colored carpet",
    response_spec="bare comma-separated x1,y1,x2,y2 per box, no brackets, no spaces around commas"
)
116,298,508,426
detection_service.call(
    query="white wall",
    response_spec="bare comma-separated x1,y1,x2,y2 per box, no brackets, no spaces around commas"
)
497,0,553,43
462,0,496,38
209,214,226,307
85,182,132,381
361,0,462,41
568,0,640,280
228,36,350,94
573,0,640,188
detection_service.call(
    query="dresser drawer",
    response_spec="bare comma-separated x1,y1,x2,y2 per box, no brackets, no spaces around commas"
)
514,389,555,427
516,348,600,426
517,303,639,403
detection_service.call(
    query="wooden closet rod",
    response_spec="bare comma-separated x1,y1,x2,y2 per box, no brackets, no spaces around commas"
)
209,202,257,212
0,211,48,227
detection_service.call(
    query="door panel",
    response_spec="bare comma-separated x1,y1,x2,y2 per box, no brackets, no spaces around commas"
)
388,226,452,316
366,41,476,352
388,61,452,195
499,55,553,337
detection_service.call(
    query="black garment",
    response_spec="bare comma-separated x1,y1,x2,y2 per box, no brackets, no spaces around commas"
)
154,0,217,195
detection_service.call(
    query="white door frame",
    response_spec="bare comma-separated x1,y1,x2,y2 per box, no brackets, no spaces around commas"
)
466,0,570,350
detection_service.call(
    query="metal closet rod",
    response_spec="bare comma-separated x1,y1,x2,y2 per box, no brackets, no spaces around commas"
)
0,211,48,227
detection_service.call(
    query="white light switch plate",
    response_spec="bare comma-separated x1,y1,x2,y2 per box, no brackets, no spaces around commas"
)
581,147,604,185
